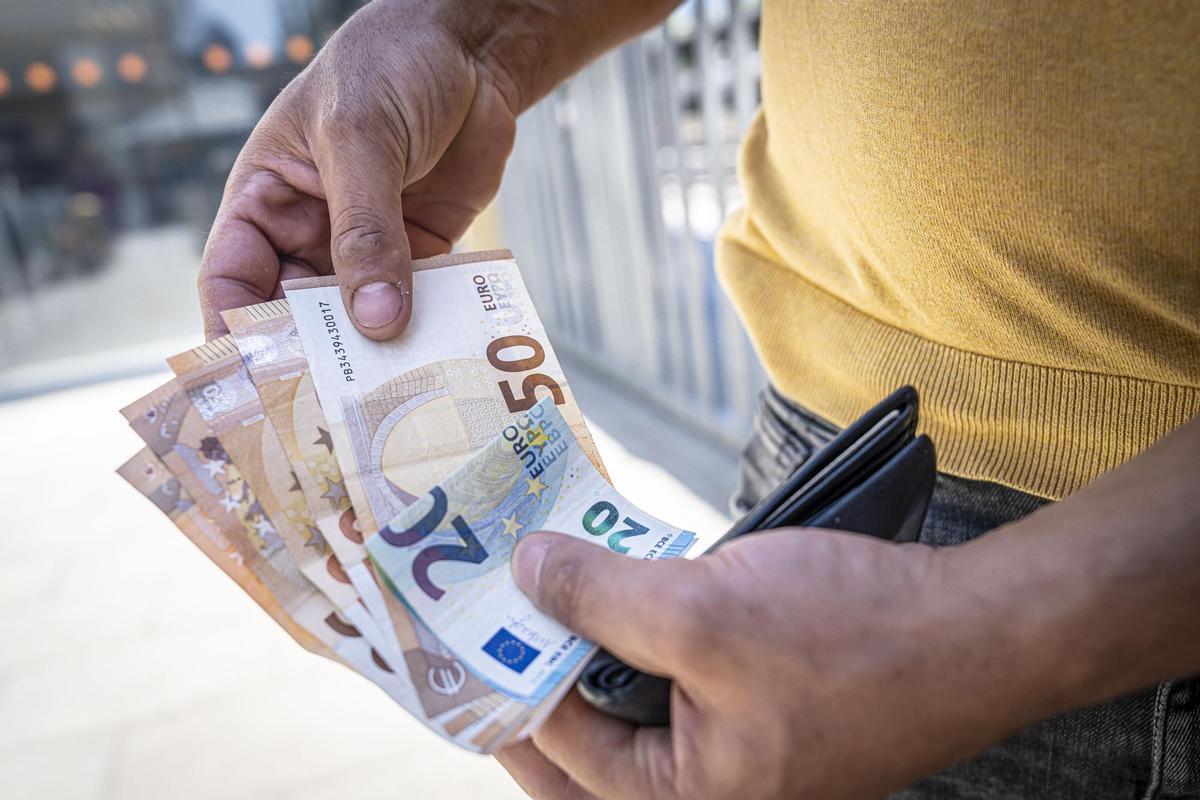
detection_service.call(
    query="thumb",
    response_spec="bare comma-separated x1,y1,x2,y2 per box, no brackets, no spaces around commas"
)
512,532,696,676
316,127,413,340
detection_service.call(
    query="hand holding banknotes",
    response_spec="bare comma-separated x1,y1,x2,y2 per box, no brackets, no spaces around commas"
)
197,0,676,344
162,0,1200,794
495,410,1200,800
496,528,1019,800
197,0,518,341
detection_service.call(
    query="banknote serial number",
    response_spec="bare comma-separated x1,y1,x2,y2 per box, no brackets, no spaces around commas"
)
318,301,355,382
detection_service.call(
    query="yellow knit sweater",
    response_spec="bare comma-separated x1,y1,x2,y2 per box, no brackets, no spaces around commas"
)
718,1,1199,500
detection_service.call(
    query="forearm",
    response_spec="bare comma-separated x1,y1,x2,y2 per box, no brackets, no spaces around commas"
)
412,0,681,112
954,414,1200,729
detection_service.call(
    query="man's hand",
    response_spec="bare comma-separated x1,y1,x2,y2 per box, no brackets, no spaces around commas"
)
497,414,1200,799
198,0,681,341
198,0,517,340
496,529,1046,800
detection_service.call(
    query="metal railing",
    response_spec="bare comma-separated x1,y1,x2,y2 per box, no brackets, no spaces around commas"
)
497,0,765,448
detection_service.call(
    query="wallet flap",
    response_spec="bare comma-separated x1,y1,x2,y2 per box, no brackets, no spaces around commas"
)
718,386,919,545
804,435,935,542
577,386,936,727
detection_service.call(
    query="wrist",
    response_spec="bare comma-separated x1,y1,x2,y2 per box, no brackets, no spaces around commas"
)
926,531,1088,735
412,0,679,113
941,513,1137,729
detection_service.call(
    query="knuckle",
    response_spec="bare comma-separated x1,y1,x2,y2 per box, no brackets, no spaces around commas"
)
331,206,393,264
662,569,722,661
317,99,376,141
638,740,682,800
224,185,269,223
540,552,589,630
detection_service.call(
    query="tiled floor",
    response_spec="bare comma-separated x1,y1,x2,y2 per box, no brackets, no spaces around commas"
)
0,372,731,799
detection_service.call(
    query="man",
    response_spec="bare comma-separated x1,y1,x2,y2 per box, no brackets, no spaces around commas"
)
198,1,1200,797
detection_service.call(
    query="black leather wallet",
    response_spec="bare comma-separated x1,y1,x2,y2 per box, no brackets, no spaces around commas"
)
577,386,937,726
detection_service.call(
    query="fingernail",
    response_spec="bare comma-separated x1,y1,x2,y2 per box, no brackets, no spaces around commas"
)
512,536,550,595
351,281,403,329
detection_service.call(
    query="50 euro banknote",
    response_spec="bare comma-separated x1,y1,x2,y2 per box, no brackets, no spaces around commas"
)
121,379,309,609
220,301,390,627
165,335,391,664
117,447,444,726
276,250,613,746
219,300,509,739
118,446,332,658
366,396,698,749
121,381,512,749
120,380,398,674
281,250,605,541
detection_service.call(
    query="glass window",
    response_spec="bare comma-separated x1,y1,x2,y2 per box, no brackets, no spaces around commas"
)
0,0,360,389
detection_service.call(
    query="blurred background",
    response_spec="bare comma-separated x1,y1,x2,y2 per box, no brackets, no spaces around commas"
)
0,1,763,797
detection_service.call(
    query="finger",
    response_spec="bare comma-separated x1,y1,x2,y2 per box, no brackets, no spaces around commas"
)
199,167,332,339
312,116,413,340
400,69,516,256
534,691,678,800
237,166,334,274
271,257,323,298
217,257,323,332
511,532,700,676
495,739,599,800
198,214,278,339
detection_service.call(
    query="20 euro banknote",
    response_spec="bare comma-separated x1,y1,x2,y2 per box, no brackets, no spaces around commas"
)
366,397,697,743
120,439,519,750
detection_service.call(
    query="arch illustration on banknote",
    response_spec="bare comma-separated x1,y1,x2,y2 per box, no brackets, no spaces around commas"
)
342,358,514,526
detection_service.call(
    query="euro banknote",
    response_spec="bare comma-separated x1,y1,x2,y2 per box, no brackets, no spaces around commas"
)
118,446,332,658
116,249,693,753
220,301,389,616
281,250,604,540
117,447,446,726
366,396,698,746
121,382,381,663
121,379,314,611
219,301,508,736
124,377,518,749
165,335,394,668
280,250,608,743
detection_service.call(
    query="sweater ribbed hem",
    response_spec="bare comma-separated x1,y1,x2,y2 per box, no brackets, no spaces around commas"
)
717,237,1200,500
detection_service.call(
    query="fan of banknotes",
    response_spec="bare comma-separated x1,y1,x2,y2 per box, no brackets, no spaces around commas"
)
117,250,699,754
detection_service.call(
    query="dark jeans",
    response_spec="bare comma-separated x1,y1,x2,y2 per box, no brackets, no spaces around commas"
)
734,386,1200,800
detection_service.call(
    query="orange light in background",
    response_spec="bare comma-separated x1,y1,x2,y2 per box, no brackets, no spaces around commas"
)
244,41,273,69
285,35,314,64
116,52,148,83
26,62,57,93
202,44,232,73
71,58,103,88
0,70,10,98
70,192,102,218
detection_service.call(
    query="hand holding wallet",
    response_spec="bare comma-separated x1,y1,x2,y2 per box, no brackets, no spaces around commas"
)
577,386,937,726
